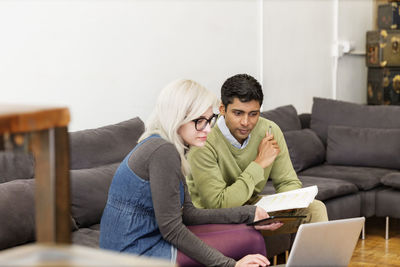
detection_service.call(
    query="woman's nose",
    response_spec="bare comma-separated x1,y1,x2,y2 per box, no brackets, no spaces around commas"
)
203,122,212,133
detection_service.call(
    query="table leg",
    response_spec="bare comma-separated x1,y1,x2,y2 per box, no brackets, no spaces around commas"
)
0,134,4,150
31,127,71,244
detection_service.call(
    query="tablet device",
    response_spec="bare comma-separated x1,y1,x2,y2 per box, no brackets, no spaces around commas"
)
247,215,306,226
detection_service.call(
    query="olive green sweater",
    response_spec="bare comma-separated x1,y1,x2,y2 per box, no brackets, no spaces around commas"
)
187,117,302,209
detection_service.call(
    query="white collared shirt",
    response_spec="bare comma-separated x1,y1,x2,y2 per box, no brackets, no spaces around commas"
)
217,116,250,149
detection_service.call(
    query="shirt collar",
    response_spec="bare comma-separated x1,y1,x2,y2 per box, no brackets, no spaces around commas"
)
217,116,250,149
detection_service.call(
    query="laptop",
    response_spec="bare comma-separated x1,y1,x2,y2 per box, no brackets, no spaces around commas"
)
286,217,365,267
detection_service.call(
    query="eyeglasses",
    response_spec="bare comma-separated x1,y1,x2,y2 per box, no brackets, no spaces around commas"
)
192,114,218,131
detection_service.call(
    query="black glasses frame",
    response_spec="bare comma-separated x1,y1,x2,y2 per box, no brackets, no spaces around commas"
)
192,114,218,131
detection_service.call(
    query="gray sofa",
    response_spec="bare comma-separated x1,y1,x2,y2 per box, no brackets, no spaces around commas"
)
261,97,400,229
1,97,399,261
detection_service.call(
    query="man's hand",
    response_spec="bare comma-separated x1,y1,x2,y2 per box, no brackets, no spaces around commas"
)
235,254,270,267
253,207,283,231
254,131,280,169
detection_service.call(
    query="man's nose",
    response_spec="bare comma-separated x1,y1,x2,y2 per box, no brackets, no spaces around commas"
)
240,115,249,126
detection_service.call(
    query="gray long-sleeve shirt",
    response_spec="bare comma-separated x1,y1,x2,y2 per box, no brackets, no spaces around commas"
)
128,137,257,267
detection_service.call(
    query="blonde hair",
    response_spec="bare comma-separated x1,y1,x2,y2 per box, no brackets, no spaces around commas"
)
140,79,218,175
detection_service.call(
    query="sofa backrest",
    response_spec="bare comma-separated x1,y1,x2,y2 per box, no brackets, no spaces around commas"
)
0,151,34,184
311,97,400,170
70,117,145,170
326,126,400,170
1,117,145,183
310,97,400,144
260,105,302,132
298,113,311,129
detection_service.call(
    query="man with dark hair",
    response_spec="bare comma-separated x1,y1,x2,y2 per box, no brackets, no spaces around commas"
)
187,74,327,231
221,74,264,107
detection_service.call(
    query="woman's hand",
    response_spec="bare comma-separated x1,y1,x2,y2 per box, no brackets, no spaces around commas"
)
253,207,283,231
235,254,270,267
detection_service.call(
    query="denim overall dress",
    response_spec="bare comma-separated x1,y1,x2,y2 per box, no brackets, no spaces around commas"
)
99,135,184,262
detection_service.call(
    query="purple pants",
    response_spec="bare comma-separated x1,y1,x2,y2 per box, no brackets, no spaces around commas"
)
177,224,266,267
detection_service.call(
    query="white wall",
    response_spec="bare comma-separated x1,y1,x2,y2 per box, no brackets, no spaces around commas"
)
337,0,373,103
263,0,373,114
0,0,373,130
0,0,261,130
263,0,334,113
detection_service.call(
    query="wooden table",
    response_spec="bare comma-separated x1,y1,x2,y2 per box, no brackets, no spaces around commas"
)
0,104,175,266
0,244,174,266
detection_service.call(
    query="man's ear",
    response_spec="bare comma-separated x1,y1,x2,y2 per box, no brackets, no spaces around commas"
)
219,103,226,116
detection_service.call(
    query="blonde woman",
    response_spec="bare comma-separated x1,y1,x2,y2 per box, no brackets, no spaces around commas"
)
99,79,282,267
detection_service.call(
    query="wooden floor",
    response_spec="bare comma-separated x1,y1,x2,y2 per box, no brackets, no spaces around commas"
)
349,217,400,267
273,217,400,266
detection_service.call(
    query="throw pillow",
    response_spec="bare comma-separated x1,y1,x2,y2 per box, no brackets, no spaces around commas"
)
260,105,301,132
70,163,119,228
310,97,400,144
327,126,400,170
283,129,325,172
69,117,145,170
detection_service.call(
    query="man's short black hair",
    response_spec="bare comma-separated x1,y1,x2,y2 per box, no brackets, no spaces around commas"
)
221,74,263,108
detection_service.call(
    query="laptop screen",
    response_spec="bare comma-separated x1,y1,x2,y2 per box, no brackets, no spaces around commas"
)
286,217,365,267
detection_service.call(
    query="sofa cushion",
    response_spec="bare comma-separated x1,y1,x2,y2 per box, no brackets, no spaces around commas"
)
283,129,325,172
359,188,380,217
70,163,119,228
376,188,400,218
69,117,145,170
327,126,400,170
298,176,359,201
260,105,301,132
260,176,358,202
381,173,400,189
324,194,361,220
0,179,35,249
310,97,400,144
72,225,100,248
0,178,79,250
298,164,392,190
0,151,34,184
